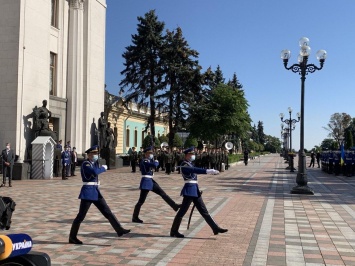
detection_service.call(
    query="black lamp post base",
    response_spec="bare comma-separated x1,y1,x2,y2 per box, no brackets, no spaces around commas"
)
290,185,314,195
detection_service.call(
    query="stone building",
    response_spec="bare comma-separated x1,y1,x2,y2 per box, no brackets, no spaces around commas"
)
0,0,106,160
105,92,168,154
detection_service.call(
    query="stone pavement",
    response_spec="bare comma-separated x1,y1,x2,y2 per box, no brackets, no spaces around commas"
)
1,154,355,265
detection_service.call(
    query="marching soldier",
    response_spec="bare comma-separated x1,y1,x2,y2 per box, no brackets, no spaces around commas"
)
333,151,340,176
170,147,228,238
176,148,184,174
132,147,181,223
172,147,177,173
130,147,138,173
69,145,130,244
344,151,353,177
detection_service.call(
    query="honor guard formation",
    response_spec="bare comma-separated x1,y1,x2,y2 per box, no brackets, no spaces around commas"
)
68,145,229,244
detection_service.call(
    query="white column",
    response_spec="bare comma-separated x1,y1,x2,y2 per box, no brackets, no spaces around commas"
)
66,0,84,154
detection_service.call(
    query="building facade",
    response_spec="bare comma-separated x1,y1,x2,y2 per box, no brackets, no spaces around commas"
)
0,0,106,159
105,92,168,154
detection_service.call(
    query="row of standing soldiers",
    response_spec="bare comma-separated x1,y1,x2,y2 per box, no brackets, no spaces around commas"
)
320,150,355,177
130,147,230,174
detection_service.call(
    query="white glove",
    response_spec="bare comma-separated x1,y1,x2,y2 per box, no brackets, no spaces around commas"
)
206,169,219,175
102,165,108,170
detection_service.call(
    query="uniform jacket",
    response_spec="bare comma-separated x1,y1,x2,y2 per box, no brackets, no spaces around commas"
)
180,160,207,197
1,149,15,167
61,151,71,165
139,158,159,190
78,159,106,200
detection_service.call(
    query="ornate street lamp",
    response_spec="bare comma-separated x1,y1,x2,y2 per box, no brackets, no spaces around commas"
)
281,37,327,195
280,108,300,172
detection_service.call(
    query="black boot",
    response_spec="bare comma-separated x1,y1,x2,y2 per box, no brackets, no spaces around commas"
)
162,195,181,211
204,215,228,235
170,217,184,238
107,215,131,237
132,203,143,223
69,222,83,244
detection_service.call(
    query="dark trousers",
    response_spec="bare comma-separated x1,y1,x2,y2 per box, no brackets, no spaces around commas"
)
2,165,13,184
309,159,315,167
165,163,172,175
210,163,216,170
136,180,175,207
131,160,136,172
73,198,118,225
62,164,70,178
175,195,209,219
71,163,77,176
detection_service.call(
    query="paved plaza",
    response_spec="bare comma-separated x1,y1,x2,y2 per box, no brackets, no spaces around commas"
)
1,154,355,265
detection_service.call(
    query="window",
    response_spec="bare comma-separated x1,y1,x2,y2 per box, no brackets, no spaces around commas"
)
51,0,58,28
141,131,145,144
134,129,138,147
126,128,130,147
50,53,57,96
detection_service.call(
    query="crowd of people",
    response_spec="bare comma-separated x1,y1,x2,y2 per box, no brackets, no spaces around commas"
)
129,146,230,174
54,140,78,180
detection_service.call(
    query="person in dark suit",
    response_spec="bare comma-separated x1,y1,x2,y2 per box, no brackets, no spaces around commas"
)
71,147,78,176
132,146,181,223
61,145,71,179
69,145,130,244
130,147,138,173
56,140,63,151
170,147,228,238
1,143,15,187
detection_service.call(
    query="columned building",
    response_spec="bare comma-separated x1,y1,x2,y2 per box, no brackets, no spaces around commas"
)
105,92,168,154
0,0,106,159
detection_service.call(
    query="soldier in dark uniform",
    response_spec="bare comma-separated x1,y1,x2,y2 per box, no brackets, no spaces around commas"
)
130,147,138,173
69,145,130,244
316,151,321,168
132,147,181,223
333,151,340,176
172,147,177,173
61,145,71,179
344,151,353,177
195,149,202,168
309,151,315,167
170,147,228,238
164,148,173,175
209,149,217,170
328,151,334,174
155,149,162,172
176,149,183,174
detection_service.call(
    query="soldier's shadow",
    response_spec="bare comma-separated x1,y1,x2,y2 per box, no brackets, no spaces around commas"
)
33,240,111,246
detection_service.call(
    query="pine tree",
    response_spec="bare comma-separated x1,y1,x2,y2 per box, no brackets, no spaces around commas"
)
119,10,165,144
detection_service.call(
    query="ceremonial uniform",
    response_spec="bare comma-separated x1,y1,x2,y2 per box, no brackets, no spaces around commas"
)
170,147,228,238
132,147,181,223
69,145,130,244
61,147,71,179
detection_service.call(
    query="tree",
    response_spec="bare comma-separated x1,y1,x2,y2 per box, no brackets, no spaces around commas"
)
212,65,225,88
264,135,281,153
184,135,198,148
188,83,251,143
227,72,243,91
320,138,337,150
143,134,160,149
344,129,353,150
160,27,202,146
172,133,183,148
120,10,165,144
323,113,352,145
257,121,266,145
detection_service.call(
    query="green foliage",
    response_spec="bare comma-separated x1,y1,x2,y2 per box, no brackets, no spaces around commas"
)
173,133,183,148
264,135,281,153
120,10,165,137
188,83,251,142
345,129,353,149
158,135,169,144
323,112,352,145
321,138,337,150
143,135,161,149
184,135,198,148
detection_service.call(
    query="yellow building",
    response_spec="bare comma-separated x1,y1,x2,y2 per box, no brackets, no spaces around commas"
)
105,92,168,154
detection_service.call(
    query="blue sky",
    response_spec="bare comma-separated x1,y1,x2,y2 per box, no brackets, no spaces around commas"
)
105,0,355,150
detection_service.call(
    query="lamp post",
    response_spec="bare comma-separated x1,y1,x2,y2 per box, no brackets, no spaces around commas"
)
281,124,289,162
280,108,300,172
281,37,327,194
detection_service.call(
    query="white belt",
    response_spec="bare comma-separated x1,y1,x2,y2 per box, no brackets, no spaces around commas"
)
83,182,100,186
184,180,198,184
142,175,153,179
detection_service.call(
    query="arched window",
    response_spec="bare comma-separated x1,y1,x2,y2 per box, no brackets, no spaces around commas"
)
126,128,130,147
134,128,138,147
